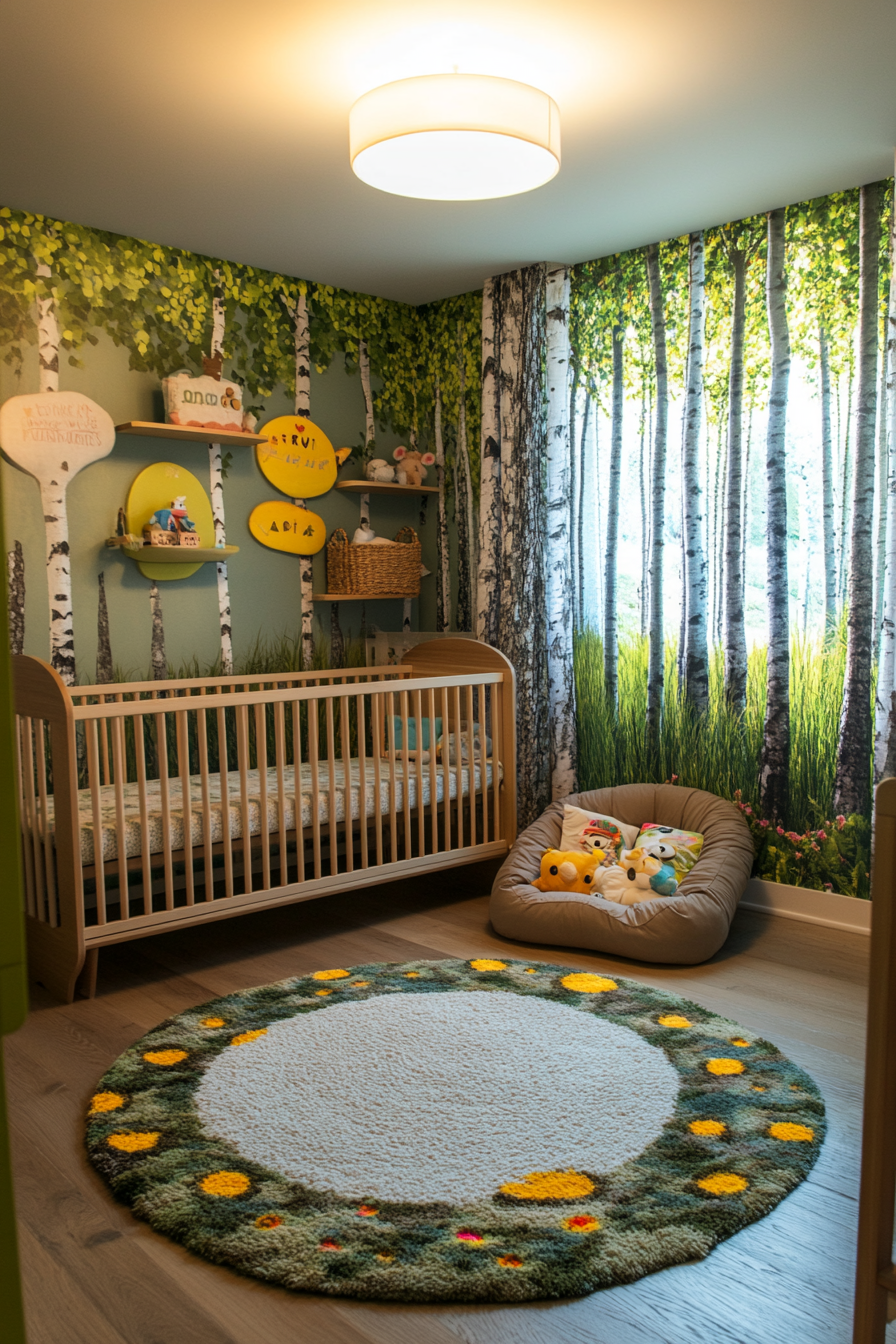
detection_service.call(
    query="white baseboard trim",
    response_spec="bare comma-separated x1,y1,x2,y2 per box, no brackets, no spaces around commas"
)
739,877,871,935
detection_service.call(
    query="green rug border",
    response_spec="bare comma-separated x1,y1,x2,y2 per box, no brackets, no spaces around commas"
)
85,957,826,1303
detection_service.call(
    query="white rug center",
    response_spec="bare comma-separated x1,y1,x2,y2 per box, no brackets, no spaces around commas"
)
195,989,680,1204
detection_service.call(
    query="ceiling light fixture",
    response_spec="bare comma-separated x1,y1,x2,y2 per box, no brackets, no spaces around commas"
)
349,74,560,202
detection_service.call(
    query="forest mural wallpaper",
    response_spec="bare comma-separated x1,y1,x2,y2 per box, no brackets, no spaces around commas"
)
1,177,894,900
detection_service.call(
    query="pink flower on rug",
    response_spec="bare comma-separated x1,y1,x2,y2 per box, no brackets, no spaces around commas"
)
456,1229,484,1243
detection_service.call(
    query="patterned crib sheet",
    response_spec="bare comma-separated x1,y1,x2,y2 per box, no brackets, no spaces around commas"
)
42,758,498,866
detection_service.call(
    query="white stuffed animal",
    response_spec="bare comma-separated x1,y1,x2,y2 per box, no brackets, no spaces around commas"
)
596,866,656,906
352,524,376,544
365,459,396,483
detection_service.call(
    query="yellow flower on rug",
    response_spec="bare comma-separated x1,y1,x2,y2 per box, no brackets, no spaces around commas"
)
561,973,617,994
108,1131,159,1152
562,1214,600,1233
706,1057,744,1076
470,959,507,971
500,1170,595,1201
201,1017,226,1028
143,1049,187,1066
89,1092,124,1113
690,1120,727,1137
312,969,350,981
697,1172,749,1196
200,1171,251,1197
769,1122,814,1142
231,1029,267,1047
658,1014,692,1028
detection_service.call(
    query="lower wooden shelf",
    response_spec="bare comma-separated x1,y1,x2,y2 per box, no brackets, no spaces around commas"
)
120,545,239,563
313,592,417,602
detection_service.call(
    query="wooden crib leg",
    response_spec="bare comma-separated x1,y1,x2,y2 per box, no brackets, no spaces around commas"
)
76,949,99,1000
25,917,86,1005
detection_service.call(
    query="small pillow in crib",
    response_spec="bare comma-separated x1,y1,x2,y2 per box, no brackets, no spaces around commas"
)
636,823,704,878
560,805,639,860
532,849,605,895
390,715,442,752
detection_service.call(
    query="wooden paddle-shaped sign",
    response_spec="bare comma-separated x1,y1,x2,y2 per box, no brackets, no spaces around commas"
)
0,391,115,683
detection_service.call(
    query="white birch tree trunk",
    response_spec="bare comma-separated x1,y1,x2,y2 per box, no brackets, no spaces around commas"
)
681,232,709,713
758,208,792,821
874,334,890,644
34,253,77,682
835,182,881,816
40,478,76,684
359,339,376,465
292,289,315,668
208,275,233,673
36,258,59,393
496,266,549,827
604,321,624,709
645,243,668,745
7,541,24,655
402,599,412,636
578,387,591,630
434,379,451,631
149,582,166,680
476,278,502,646
544,265,577,797
874,179,896,780
818,327,838,636
454,342,476,632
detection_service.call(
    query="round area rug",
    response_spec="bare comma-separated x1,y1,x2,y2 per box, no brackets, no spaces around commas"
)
85,958,825,1302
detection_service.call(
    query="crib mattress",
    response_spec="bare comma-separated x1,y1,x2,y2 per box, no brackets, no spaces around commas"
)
41,758,498,867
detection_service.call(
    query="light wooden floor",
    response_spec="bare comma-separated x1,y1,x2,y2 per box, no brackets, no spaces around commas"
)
4,861,878,1344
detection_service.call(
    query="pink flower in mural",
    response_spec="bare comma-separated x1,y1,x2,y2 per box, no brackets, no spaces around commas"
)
777,827,785,836
836,816,846,829
817,831,827,840
759,820,770,829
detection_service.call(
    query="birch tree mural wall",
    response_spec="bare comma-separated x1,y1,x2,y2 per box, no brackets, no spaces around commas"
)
571,177,894,900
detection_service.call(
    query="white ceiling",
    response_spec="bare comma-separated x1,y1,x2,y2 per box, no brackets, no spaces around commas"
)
2,0,895,306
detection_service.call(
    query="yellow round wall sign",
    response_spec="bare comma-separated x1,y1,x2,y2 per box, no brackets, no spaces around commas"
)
255,415,351,500
126,462,214,581
249,501,326,555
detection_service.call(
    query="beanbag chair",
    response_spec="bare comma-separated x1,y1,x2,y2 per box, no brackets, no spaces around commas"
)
490,784,753,965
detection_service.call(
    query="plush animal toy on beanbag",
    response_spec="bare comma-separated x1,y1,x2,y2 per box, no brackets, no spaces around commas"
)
533,849,606,895
619,846,679,896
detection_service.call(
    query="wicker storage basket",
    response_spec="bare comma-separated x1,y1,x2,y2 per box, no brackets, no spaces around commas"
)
326,526,421,597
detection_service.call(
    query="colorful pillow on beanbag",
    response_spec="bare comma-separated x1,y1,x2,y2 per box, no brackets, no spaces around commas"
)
636,823,704,878
560,805,639,861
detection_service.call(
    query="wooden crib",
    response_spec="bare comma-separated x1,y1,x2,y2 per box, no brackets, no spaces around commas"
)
13,638,516,1002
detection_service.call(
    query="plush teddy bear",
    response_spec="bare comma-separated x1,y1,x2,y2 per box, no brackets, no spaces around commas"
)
393,446,435,486
532,849,606,896
365,458,396,483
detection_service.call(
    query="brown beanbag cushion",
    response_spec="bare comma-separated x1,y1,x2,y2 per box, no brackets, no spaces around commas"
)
490,784,754,965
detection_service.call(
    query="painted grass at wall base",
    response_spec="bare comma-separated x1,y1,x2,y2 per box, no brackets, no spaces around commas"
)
85,958,824,1304
574,627,870,898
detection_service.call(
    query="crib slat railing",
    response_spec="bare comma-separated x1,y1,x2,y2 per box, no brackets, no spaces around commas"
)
175,710,194,907
196,703,214,901
85,720,106,924
340,695,353,874
217,705,235,899
427,688,438,856
478,684,489,843
325,697,338,876
255,702,271,892
308,697,322,879
111,715,130,918
236,704,253,894
357,693,369,869
372,693,384,868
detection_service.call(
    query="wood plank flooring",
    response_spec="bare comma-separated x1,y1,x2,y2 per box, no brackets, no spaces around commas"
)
4,860,878,1344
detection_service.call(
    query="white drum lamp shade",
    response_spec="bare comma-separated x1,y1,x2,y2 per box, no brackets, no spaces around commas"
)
349,74,561,201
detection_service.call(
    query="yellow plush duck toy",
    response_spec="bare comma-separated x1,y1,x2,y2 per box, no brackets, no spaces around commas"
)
532,849,606,895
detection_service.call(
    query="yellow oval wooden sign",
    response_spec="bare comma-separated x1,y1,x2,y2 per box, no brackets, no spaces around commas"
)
249,501,326,556
126,461,214,581
255,415,350,500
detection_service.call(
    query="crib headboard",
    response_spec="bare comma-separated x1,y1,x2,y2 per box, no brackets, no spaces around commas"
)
401,638,517,845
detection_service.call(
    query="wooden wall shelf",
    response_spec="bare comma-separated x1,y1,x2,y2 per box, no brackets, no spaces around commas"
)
120,545,239,563
115,422,267,447
313,592,416,602
337,480,438,496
